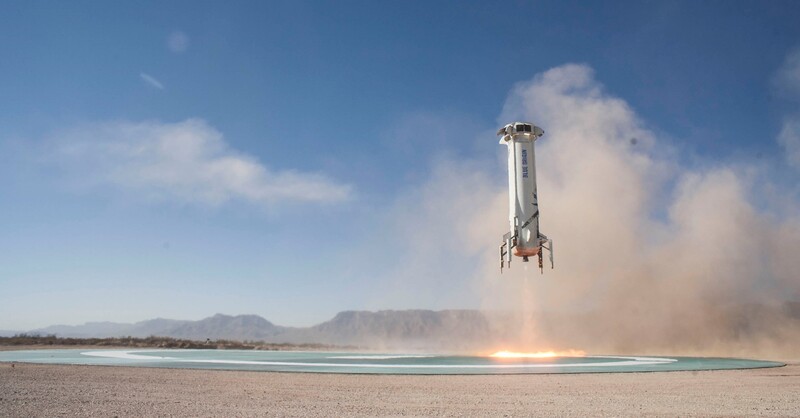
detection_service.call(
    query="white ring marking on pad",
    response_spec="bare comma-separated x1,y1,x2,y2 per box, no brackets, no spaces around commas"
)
80,350,677,369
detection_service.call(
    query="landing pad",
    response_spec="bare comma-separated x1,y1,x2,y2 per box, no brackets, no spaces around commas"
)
0,349,783,375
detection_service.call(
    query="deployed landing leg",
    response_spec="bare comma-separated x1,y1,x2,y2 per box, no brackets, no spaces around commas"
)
537,235,554,274
499,230,516,273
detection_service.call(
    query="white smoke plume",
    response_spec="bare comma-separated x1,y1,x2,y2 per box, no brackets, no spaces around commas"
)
382,64,800,357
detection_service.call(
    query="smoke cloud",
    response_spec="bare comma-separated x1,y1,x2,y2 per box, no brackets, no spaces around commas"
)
384,64,800,358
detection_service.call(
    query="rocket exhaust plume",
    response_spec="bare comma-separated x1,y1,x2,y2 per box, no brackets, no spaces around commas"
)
474,64,800,358
489,350,586,359
371,63,800,358
361,61,800,358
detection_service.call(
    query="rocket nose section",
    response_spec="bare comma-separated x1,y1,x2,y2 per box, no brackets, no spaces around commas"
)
497,122,544,138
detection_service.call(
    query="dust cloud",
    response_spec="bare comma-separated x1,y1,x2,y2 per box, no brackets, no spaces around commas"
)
392,64,800,358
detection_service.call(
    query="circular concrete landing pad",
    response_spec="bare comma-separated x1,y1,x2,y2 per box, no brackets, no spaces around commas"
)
0,349,784,375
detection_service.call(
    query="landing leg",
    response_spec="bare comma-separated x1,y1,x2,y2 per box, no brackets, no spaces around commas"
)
538,250,543,273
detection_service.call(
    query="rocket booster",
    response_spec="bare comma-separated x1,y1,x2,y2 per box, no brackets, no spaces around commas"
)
498,122,553,273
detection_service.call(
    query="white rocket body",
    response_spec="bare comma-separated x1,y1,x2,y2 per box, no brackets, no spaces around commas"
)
498,122,553,272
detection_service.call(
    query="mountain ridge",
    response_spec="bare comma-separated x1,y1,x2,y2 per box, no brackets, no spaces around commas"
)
17,303,800,353
26,310,495,349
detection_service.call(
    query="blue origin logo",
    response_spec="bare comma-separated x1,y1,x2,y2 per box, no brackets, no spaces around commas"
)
521,149,528,178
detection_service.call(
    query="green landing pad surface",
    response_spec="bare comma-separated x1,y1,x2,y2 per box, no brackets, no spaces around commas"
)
0,349,784,375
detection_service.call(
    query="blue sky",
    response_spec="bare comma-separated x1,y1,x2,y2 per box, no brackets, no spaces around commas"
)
2,1,800,329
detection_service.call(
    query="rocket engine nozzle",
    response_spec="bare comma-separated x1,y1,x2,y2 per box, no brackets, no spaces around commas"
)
513,246,541,257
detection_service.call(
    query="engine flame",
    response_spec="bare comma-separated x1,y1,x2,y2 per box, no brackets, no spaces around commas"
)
489,349,586,359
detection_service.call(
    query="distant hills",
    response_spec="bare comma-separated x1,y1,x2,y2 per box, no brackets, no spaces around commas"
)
22,310,497,350
12,302,800,354
27,318,190,339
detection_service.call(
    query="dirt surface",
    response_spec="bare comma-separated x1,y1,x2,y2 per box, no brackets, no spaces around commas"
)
1,361,799,417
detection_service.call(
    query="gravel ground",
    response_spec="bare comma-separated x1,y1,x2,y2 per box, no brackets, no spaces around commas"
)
1,359,799,417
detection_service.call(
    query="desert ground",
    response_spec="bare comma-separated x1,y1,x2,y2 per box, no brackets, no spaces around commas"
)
1,349,798,417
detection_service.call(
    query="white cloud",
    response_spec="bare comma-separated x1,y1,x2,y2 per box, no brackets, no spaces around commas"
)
772,48,800,100
778,114,800,169
775,48,800,169
49,118,351,206
139,72,164,90
167,31,189,53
